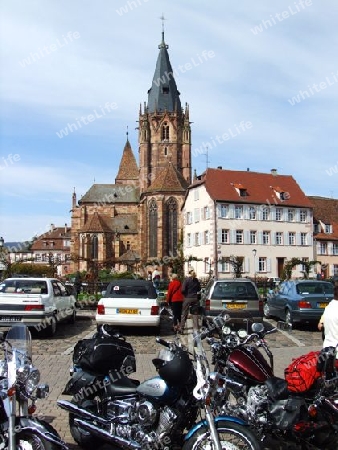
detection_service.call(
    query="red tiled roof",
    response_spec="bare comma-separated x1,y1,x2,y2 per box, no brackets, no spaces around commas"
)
308,196,338,241
147,162,188,193
197,168,312,207
115,139,139,181
31,227,71,251
81,212,113,233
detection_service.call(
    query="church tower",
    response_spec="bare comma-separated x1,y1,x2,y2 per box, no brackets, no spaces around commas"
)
139,31,191,265
138,31,191,191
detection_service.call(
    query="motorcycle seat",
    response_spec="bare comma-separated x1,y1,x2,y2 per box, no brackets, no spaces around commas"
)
265,376,289,400
106,374,140,395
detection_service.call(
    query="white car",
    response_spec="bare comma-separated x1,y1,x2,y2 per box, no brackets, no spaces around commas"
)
96,280,161,329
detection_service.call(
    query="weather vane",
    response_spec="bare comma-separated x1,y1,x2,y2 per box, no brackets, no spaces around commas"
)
159,14,166,32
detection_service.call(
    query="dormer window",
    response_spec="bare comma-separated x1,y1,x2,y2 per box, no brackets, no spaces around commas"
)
233,183,247,197
272,186,290,201
162,86,169,94
325,224,332,234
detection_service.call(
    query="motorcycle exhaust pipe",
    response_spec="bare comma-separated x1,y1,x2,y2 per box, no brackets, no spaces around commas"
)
57,399,109,426
74,418,142,450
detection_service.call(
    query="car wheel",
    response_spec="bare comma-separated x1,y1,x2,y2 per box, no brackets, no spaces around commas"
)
285,309,293,326
43,315,57,338
263,302,271,319
67,308,76,324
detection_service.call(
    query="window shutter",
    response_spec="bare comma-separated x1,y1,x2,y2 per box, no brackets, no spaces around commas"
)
244,230,250,244
217,204,222,218
296,233,301,246
228,205,234,219
230,229,236,244
217,229,222,244
258,232,263,245
267,258,271,273
244,258,250,272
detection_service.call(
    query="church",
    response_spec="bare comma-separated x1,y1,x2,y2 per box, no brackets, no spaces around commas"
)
70,31,192,277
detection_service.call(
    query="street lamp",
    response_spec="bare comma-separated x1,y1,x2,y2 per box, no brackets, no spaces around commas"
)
252,249,257,284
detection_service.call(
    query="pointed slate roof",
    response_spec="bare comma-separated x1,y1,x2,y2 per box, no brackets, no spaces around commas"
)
147,32,181,113
115,139,139,182
81,212,113,233
146,162,188,193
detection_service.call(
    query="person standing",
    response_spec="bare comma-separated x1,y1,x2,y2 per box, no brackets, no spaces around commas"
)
319,285,338,348
180,269,201,333
152,266,161,292
166,273,184,332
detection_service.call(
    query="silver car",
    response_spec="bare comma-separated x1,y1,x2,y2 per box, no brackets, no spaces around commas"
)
201,278,263,323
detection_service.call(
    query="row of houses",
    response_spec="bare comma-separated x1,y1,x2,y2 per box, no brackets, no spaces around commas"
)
3,167,338,280
183,168,338,280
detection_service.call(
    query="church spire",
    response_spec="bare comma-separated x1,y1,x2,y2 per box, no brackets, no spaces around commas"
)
147,29,181,114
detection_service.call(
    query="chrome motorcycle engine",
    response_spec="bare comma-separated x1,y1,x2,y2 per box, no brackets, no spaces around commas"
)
106,398,178,448
246,385,269,424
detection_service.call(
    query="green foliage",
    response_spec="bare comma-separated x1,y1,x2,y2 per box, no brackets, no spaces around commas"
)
7,263,54,278
224,256,244,278
281,258,320,280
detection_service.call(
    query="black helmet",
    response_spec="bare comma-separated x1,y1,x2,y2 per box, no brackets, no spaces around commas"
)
153,348,193,385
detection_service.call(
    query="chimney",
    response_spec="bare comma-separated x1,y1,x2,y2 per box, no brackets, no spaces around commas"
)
247,168,250,171
271,168,277,175
65,223,68,233
217,166,222,170
50,223,55,231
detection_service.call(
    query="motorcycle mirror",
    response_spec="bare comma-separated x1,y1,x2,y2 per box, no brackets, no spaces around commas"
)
277,321,292,332
251,322,264,334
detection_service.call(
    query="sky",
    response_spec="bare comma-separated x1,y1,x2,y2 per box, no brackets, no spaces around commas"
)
1,0,338,243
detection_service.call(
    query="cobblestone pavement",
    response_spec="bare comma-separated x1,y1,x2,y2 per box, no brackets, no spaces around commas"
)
21,312,324,449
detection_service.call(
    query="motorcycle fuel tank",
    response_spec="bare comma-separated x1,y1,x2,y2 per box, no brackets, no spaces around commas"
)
137,376,179,403
228,347,273,383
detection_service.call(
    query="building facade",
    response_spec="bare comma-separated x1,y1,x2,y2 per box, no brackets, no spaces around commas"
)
182,168,314,279
70,32,191,276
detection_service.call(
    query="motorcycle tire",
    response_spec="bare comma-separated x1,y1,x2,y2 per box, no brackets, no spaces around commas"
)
69,397,105,449
182,420,261,450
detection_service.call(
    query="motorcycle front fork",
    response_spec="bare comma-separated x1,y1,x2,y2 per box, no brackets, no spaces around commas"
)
205,405,222,450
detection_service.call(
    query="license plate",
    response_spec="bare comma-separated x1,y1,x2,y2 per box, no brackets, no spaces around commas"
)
0,316,21,322
318,302,328,308
224,303,247,310
117,309,139,314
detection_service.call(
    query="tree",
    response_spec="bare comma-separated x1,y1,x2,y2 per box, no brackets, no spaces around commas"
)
224,256,244,278
281,258,320,280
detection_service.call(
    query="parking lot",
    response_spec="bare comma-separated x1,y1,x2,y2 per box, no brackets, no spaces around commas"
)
7,311,324,448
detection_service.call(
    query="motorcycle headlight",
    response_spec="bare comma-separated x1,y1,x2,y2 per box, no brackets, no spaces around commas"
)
25,368,40,394
16,364,31,383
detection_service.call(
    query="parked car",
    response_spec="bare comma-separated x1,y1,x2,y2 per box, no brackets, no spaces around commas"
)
263,280,334,326
200,278,263,324
96,279,160,329
0,277,77,337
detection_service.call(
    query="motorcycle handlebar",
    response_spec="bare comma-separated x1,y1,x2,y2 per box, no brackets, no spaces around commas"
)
155,337,171,348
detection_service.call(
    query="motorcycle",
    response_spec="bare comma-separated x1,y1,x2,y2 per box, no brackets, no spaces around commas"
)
57,324,261,449
206,318,338,449
0,324,67,449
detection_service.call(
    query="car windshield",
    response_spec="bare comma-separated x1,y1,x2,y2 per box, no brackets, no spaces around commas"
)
296,282,334,295
107,284,156,299
211,282,258,299
0,280,48,294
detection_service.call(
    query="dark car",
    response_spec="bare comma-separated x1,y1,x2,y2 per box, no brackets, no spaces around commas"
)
201,278,263,325
264,280,334,326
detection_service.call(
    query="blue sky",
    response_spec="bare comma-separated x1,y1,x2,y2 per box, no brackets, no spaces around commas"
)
1,0,338,242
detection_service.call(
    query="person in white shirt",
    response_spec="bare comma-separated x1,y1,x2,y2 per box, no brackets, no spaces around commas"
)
321,286,338,348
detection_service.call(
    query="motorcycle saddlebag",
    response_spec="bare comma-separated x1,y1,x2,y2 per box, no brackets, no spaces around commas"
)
284,351,322,392
73,337,136,373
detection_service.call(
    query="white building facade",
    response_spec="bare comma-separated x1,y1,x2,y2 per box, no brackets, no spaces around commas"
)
182,168,314,279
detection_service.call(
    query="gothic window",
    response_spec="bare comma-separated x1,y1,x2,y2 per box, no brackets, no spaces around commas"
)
162,122,169,141
91,234,98,259
166,197,178,256
149,200,158,257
